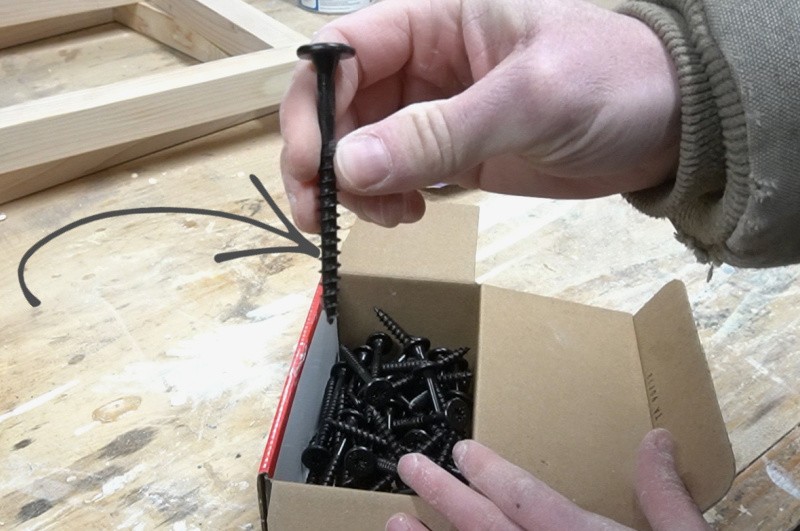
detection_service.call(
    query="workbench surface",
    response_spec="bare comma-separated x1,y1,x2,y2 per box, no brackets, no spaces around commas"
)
1,1,799,529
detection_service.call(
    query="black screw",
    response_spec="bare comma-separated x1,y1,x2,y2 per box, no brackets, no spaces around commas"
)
390,413,440,432
381,358,431,373
375,456,398,475
400,428,430,451
443,397,471,433
326,418,391,447
297,42,356,324
436,370,473,391
339,345,394,407
366,332,394,358
344,446,377,479
430,347,470,368
408,347,448,414
374,308,411,346
387,372,418,394
320,408,361,486
404,336,431,361
408,389,432,412
447,389,474,406
384,397,410,432
301,436,331,476
301,361,348,473
366,405,404,458
369,473,396,492
413,428,448,456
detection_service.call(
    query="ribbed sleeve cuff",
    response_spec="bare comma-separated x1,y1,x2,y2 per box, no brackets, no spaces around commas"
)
617,0,750,265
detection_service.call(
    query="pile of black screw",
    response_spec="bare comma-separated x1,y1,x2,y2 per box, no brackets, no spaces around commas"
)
302,308,473,493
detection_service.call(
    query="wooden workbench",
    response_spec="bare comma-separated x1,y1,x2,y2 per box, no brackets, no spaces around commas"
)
1,1,798,529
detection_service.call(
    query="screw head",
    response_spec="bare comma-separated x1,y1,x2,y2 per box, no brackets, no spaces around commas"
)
447,390,473,405
297,42,355,61
353,344,374,366
427,347,451,361
444,397,471,432
329,361,347,378
358,378,393,408
341,407,365,424
366,332,394,358
301,444,332,473
404,336,431,358
386,397,410,414
344,446,376,478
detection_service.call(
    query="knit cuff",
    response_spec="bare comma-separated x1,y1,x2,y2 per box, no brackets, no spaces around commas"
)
617,0,750,265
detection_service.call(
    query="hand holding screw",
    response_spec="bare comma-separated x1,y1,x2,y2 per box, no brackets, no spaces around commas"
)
297,42,355,324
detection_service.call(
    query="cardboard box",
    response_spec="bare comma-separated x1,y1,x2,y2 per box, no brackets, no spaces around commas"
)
258,203,735,530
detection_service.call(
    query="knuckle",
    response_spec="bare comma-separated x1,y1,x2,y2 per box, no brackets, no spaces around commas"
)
404,102,459,176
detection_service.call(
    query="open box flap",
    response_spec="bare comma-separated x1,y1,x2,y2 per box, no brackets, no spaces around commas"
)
473,284,653,529
632,280,735,509
340,202,479,284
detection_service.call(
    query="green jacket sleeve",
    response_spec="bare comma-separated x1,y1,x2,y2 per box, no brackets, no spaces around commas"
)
618,0,800,267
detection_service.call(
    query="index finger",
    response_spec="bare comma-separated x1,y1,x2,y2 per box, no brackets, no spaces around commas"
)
280,0,467,184
453,440,628,530
313,0,464,90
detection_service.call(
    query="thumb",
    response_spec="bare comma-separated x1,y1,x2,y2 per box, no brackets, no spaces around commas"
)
334,78,511,195
635,428,711,531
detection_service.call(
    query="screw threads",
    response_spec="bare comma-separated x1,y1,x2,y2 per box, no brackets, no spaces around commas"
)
374,307,410,345
375,457,397,475
435,430,459,466
367,407,403,458
326,419,389,446
321,439,347,487
381,359,429,373
434,347,470,367
321,378,349,447
436,370,473,385
414,429,447,455
317,371,339,425
310,376,339,448
388,372,417,391
339,345,371,383
391,413,438,431
318,141,340,323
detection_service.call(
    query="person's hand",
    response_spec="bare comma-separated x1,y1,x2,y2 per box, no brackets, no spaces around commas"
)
385,428,710,531
280,0,681,232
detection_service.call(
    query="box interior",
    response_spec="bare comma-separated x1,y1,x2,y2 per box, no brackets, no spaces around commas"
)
272,314,338,483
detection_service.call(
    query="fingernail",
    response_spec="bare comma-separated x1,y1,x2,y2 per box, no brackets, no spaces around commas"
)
653,428,675,455
397,453,419,475
452,440,468,468
311,28,337,43
386,513,412,531
336,134,391,191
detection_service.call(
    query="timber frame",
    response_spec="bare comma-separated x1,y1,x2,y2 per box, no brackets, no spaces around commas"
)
0,0,307,204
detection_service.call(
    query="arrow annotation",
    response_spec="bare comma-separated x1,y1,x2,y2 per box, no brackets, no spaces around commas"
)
18,174,319,307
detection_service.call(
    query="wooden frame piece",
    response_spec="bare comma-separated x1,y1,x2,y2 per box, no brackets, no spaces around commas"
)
0,0,307,204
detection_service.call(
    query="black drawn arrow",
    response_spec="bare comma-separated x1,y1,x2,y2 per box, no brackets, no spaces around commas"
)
18,174,319,307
